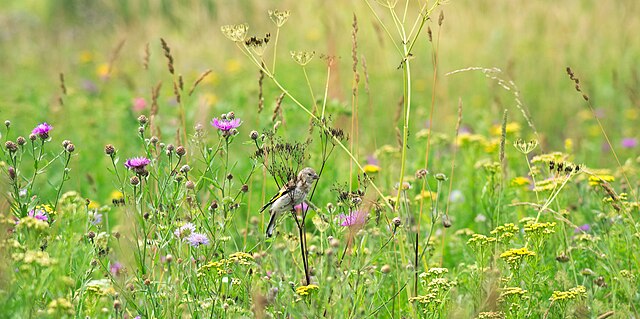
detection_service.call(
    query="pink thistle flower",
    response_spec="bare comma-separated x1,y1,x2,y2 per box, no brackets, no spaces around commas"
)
110,262,123,276
32,123,53,139
339,211,367,227
124,157,150,174
211,117,242,132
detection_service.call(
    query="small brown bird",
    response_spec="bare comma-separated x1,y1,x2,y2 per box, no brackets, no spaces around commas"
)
261,167,319,237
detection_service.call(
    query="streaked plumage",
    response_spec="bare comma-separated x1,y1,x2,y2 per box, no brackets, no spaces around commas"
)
263,167,319,237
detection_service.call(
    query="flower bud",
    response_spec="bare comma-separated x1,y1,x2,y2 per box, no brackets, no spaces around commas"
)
62,140,71,148
138,115,148,125
105,144,116,155
166,144,175,152
392,217,401,227
130,176,140,186
176,146,186,157
180,165,190,173
241,184,249,193
150,136,159,145
381,264,391,274
250,130,259,140
29,134,37,141
434,173,447,181
66,143,75,153
16,136,26,145
5,141,17,152
185,180,195,190
4,120,10,127
8,166,16,180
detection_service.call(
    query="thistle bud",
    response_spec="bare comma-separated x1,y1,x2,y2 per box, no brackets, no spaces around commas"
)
138,115,148,125
105,144,115,155
66,143,75,153
16,136,26,145
176,146,186,157
250,130,259,140
130,176,140,186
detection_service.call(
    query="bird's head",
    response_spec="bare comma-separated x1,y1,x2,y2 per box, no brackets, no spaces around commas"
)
298,167,319,184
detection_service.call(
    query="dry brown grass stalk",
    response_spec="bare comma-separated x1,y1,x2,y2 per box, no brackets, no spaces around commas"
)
188,69,212,96
160,38,175,75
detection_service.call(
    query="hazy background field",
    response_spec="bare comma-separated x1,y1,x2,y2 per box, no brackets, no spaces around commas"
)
1,0,639,227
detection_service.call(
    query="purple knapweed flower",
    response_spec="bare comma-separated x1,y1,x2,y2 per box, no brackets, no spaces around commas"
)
574,224,590,233
110,262,123,276
174,223,196,239
28,209,48,222
186,232,210,247
211,117,242,132
32,123,53,139
621,138,638,149
339,211,367,227
124,157,151,174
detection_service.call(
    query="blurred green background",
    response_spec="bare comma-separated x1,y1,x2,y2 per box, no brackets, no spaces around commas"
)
1,0,639,202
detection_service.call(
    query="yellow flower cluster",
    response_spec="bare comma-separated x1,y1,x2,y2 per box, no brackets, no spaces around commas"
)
499,247,536,266
12,250,56,268
532,176,567,192
467,234,497,247
588,174,615,186
491,223,519,243
523,221,556,236
85,279,116,296
499,287,528,300
490,122,521,136
17,216,49,231
295,284,319,296
549,285,586,302
199,252,255,276
363,164,380,174
511,176,530,187
531,152,567,164
47,298,75,316
475,311,505,319
409,293,439,305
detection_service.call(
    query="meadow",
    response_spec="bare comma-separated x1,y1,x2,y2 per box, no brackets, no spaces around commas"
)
1,0,639,318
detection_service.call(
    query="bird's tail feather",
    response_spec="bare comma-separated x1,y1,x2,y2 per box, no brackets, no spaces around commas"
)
266,212,277,238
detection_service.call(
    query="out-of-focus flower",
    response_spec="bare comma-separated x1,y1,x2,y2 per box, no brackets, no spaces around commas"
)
174,223,196,239
132,97,147,112
574,224,590,233
110,262,123,276
621,138,638,149
339,211,367,227
186,233,210,247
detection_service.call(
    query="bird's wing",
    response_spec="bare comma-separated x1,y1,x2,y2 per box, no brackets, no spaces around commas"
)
259,182,296,213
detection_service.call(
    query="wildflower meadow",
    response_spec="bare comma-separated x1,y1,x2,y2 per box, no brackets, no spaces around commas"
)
1,1,640,318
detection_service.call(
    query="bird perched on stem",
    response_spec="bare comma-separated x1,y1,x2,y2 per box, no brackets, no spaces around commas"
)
261,167,319,237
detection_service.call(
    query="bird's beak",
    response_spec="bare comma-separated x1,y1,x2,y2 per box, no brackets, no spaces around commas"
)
312,173,319,180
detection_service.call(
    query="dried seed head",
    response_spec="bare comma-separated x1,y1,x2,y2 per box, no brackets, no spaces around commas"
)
221,23,249,42
269,9,290,27
290,50,315,66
